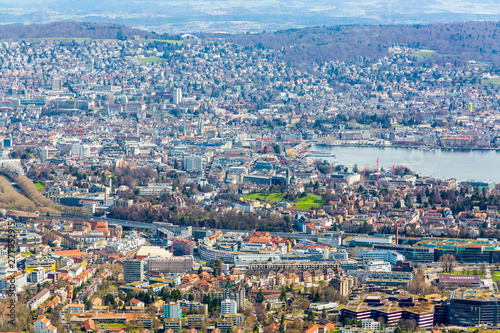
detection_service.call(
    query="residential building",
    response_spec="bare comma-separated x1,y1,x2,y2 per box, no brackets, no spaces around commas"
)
123,259,144,283
221,299,237,314
28,288,51,310
0,272,27,294
164,302,182,319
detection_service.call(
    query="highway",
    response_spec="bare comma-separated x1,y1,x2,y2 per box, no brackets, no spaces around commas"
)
57,214,320,240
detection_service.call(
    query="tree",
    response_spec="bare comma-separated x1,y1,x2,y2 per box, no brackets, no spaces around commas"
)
377,316,386,330
170,289,182,302
279,288,287,302
255,290,265,303
394,199,402,209
84,297,92,310
405,272,427,295
255,303,267,322
439,254,457,273
480,262,487,276
405,194,412,208
104,293,115,306
398,319,416,331
273,144,281,155
313,291,321,302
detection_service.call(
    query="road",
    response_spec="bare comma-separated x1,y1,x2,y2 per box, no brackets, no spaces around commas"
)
56,214,321,240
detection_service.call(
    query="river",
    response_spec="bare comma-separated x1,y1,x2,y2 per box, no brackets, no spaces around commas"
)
312,145,500,183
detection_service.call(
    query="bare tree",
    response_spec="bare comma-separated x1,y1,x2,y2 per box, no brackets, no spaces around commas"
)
398,319,416,331
377,316,386,330
439,254,457,273
255,303,268,323
480,262,487,276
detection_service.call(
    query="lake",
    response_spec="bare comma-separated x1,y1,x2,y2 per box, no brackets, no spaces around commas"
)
312,145,500,183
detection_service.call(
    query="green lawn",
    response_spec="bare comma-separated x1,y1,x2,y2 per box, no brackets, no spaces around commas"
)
103,323,125,327
34,183,44,190
147,39,183,45
152,110,177,118
492,271,500,284
293,193,323,210
441,270,485,277
415,49,435,56
482,78,500,85
243,193,286,202
138,56,164,64
243,192,323,210
412,49,436,61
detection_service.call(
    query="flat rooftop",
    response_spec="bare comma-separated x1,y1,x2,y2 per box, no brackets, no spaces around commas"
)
451,288,500,301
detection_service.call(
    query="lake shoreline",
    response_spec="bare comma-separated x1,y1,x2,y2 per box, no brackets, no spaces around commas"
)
314,143,500,152
311,145,500,183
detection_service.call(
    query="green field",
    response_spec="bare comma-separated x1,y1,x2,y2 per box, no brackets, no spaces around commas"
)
139,56,165,64
243,193,286,202
34,183,44,190
148,39,183,45
293,193,323,210
492,271,500,284
416,49,435,56
153,110,177,118
243,192,323,210
482,78,500,85
412,49,436,61
442,270,485,277
103,323,125,327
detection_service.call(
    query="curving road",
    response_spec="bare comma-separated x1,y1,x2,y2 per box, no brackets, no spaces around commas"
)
58,214,320,240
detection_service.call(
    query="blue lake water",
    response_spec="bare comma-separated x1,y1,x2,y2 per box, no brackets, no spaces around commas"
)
312,145,500,183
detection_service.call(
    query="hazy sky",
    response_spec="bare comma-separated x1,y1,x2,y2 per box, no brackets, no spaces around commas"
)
0,0,499,32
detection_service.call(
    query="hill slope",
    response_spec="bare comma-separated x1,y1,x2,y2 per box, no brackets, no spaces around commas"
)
220,21,500,65
0,21,163,40
1,0,500,32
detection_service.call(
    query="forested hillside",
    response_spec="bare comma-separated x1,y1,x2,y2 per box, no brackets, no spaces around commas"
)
0,22,164,40
219,21,500,65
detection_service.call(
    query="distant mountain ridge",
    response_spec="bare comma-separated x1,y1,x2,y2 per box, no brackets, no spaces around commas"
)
0,21,162,39
0,0,499,33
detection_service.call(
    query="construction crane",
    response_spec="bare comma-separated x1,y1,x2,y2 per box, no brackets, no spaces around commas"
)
234,100,251,117
283,140,304,154
248,137,274,153
71,128,83,141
